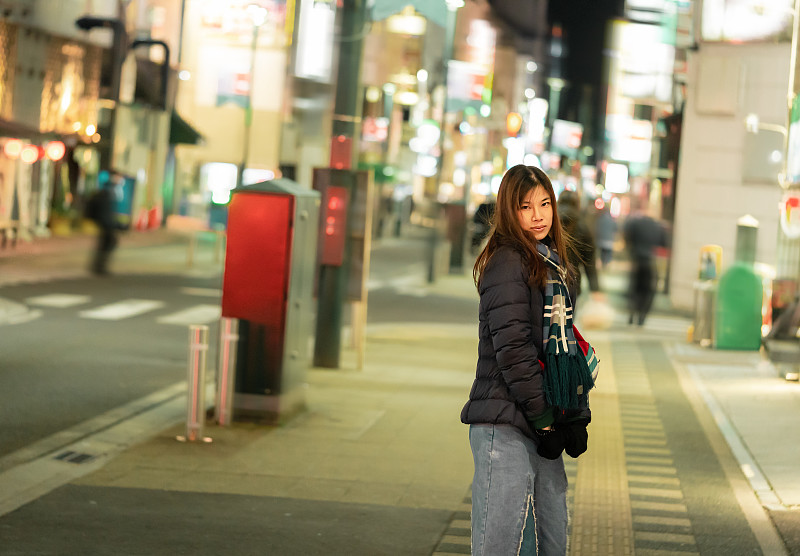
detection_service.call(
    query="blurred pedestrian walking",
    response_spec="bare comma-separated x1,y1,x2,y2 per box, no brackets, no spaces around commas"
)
623,203,668,326
557,190,600,301
470,199,495,255
462,165,595,555
595,205,617,269
85,172,122,275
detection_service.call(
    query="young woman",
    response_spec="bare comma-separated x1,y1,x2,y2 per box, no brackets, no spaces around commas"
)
461,164,594,555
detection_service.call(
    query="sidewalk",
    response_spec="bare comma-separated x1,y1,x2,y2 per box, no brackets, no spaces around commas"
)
1,299,477,554
0,235,799,554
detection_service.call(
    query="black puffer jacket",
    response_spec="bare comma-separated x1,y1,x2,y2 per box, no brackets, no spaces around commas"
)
461,246,553,441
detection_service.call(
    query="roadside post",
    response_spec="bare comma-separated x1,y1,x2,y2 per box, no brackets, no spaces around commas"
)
690,244,722,346
215,317,239,426
177,324,211,443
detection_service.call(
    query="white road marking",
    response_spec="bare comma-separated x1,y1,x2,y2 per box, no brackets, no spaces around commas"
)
180,287,221,297
25,294,91,308
79,299,165,320
157,304,221,325
1,309,43,325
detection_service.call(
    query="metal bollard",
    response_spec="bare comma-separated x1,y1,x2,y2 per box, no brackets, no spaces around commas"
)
177,324,211,443
215,318,239,426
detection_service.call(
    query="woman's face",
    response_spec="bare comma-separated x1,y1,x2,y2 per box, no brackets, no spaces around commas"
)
517,186,553,241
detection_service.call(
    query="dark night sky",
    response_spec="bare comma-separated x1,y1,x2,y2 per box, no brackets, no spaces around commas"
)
486,0,627,150
548,0,625,88
547,0,625,148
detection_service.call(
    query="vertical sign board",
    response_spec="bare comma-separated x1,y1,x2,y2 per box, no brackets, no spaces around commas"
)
312,168,373,301
312,168,374,368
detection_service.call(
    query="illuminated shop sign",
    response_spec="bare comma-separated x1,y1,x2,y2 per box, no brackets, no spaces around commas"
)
446,60,487,111
612,19,675,103
606,114,653,164
295,0,336,81
701,0,793,42
605,163,630,194
550,119,583,157
194,0,291,110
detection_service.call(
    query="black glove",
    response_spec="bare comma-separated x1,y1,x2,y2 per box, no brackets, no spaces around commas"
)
562,423,589,458
535,428,565,460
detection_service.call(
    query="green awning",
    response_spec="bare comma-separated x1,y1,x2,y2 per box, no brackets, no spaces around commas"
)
169,111,203,145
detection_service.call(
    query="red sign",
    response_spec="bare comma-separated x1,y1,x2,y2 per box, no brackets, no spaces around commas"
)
330,135,352,170
781,193,800,239
233,73,250,96
222,192,293,324
320,186,348,266
362,117,388,142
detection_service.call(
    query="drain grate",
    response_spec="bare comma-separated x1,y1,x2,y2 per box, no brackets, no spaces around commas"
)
54,450,96,464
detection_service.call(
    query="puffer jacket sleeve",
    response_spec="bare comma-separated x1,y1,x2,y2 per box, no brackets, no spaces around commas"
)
480,247,550,424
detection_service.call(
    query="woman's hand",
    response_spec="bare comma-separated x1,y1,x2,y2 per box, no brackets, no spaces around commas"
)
535,428,565,460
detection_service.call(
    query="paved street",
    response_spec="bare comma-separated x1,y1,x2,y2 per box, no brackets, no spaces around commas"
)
0,229,798,555
0,272,222,458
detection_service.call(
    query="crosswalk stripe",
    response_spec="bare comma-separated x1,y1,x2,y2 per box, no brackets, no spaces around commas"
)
25,294,90,308
79,299,165,321
180,287,221,297
156,304,221,325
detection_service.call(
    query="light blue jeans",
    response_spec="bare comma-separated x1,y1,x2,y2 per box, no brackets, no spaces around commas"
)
469,424,568,555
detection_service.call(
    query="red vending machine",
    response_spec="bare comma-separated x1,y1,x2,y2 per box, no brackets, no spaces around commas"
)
221,179,320,423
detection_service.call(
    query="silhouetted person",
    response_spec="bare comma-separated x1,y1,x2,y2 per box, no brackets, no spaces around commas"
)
595,205,617,268
86,174,121,275
471,200,495,254
558,190,599,299
623,205,668,326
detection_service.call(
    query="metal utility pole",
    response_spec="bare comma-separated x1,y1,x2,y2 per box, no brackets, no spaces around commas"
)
313,0,368,368
330,0,368,166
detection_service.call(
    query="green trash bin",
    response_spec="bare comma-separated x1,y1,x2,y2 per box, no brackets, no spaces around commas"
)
714,261,763,350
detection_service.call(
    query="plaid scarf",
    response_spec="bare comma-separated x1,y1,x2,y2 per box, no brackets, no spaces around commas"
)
536,243,597,409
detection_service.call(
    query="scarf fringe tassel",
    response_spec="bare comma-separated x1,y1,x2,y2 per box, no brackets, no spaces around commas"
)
544,348,595,410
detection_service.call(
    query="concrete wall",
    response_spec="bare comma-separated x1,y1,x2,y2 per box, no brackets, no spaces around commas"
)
670,41,788,311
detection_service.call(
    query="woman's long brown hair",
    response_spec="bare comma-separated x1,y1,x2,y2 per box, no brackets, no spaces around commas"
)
473,164,573,290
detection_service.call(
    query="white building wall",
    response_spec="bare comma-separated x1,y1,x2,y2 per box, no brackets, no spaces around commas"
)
27,0,119,43
670,42,788,311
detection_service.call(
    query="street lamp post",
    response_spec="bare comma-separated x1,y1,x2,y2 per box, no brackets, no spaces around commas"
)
75,15,128,172
76,14,173,229
75,18,172,168
237,4,267,189
75,15,127,103
131,39,171,110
